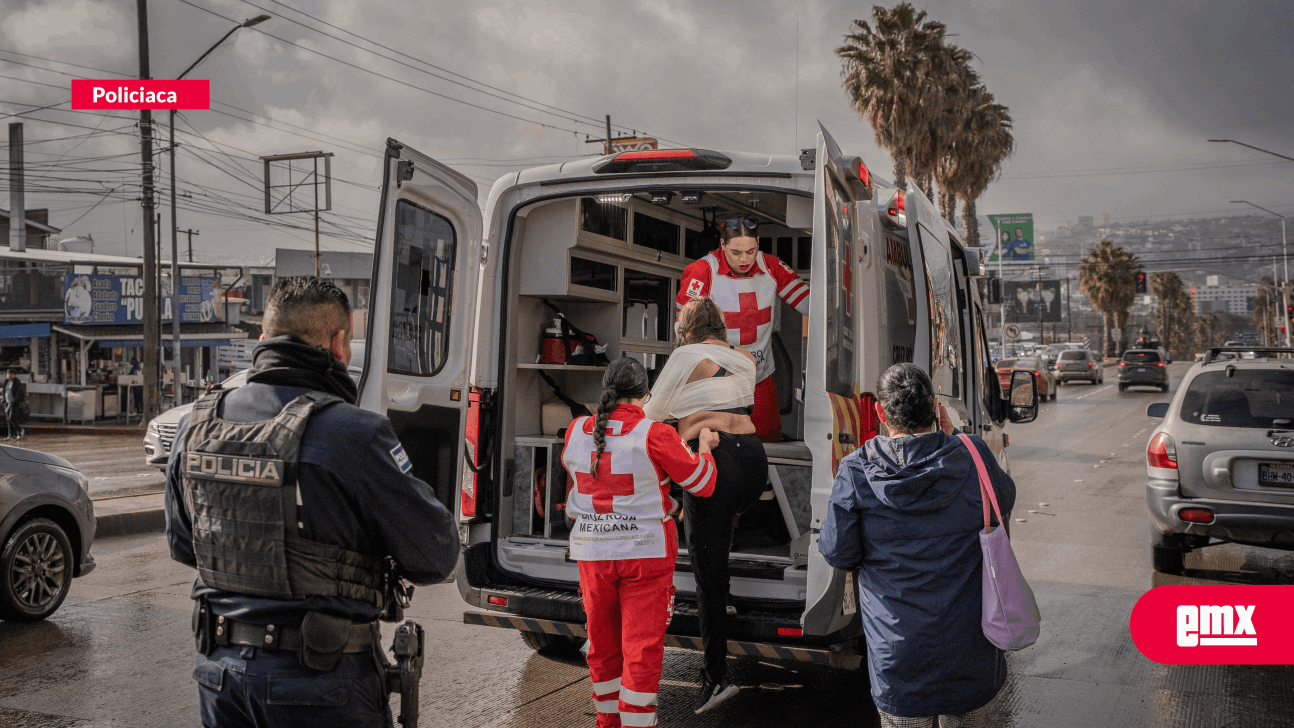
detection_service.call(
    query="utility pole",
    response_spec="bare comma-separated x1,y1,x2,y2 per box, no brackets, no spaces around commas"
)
8,123,23,252
138,0,160,424
1036,267,1044,345
182,228,199,262
1066,272,1073,343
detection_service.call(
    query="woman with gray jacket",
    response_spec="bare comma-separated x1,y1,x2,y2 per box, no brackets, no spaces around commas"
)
818,363,1016,727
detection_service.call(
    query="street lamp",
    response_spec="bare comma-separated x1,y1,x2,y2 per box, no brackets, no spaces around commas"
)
1230,200,1290,348
1208,139,1294,163
167,14,269,406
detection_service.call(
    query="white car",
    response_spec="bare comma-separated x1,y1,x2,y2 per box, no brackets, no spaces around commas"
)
144,356,365,470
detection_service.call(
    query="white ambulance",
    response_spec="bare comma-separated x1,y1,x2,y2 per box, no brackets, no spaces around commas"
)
356,123,1039,668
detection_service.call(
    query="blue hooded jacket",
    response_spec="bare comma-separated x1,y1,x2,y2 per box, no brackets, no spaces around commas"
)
818,430,1016,717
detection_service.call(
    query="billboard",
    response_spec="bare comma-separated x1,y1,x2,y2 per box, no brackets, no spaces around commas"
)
1004,280,1063,323
987,213,1034,262
63,274,218,325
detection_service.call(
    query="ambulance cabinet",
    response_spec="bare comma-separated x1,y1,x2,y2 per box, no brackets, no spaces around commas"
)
512,436,571,542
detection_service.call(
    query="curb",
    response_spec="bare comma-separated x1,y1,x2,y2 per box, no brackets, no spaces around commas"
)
94,508,166,538
32,425,143,436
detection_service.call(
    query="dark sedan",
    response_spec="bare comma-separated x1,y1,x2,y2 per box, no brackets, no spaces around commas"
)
1117,349,1168,392
0,445,96,621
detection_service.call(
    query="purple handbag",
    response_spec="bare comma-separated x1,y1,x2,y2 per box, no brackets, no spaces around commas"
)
959,434,1041,651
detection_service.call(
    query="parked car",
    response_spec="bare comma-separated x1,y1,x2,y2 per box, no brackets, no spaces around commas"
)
996,357,1056,401
1117,349,1169,392
144,354,365,470
1055,349,1103,385
0,445,96,621
1145,347,1294,574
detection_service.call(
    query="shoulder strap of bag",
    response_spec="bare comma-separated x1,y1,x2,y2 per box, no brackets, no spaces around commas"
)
957,433,1003,535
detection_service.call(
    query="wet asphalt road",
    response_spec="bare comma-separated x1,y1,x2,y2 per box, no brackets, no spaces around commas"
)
8,431,164,499
2,365,1293,727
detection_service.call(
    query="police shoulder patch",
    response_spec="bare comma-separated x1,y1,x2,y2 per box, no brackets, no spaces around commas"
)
390,444,412,473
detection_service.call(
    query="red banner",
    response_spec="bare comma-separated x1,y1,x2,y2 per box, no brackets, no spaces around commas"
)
1129,585,1294,664
71,80,210,110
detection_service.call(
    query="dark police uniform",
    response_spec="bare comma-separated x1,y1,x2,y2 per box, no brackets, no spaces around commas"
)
165,380,459,728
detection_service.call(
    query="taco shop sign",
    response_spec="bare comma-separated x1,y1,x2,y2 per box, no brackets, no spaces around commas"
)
63,274,218,325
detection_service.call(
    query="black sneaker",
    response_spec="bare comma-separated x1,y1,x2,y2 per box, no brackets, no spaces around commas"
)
695,672,739,715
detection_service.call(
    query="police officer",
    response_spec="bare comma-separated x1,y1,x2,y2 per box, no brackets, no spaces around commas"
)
165,276,459,728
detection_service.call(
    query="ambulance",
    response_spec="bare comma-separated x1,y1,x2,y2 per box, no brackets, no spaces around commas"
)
356,123,1039,669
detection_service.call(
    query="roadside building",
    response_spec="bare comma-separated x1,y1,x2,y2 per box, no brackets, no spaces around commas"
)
0,208,59,250
1192,276,1257,316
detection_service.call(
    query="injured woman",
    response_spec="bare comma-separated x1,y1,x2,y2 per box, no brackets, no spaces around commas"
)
643,297,768,714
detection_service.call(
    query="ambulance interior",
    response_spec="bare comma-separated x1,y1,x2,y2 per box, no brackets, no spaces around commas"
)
497,188,823,593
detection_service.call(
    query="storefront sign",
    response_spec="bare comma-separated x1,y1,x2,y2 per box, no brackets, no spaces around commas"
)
63,274,218,325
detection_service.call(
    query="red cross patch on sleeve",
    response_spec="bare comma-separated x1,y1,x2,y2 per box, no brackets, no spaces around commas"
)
686,278,705,299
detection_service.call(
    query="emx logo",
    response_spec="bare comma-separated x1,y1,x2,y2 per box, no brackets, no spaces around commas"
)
1131,586,1294,664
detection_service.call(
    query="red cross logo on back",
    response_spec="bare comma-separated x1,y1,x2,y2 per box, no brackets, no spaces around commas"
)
724,291,772,345
575,450,637,514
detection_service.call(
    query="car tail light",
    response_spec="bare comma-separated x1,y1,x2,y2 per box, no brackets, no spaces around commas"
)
1147,432,1178,469
487,595,508,607
1179,508,1214,524
777,627,803,637
1118,361,1128,367
591,148,732,173
1155,362,1165,367
1088,362,1095,368
461,386,482,518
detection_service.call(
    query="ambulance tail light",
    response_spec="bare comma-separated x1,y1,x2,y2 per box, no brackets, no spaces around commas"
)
461,386,482,518
1147,432,1178,470
591,148,732,174
844,157,874,199
777,627,803,637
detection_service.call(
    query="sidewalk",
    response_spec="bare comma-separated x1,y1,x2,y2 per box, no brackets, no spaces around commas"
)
94,490,166,538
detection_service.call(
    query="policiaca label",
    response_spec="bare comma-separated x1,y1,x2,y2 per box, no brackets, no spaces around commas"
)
186,453,284,485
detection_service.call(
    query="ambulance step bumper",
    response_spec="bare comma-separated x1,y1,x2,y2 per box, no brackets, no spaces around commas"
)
462,611,862,669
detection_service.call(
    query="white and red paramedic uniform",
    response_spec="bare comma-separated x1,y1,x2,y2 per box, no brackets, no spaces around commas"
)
563,404,717,728
677,250,810,442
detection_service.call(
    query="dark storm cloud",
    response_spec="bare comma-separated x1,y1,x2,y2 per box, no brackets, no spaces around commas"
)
2,0,1290,261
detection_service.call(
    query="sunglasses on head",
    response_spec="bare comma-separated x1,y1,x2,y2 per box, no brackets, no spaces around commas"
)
723,217,759,231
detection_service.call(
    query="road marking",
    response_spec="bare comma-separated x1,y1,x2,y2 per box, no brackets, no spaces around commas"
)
1074,385,1113,400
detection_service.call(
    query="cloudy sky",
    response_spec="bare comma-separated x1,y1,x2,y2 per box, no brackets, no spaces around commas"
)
2,0,1292,265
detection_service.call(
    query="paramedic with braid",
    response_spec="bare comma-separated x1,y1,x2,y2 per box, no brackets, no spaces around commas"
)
677,217,810,442
644,297,767,715
562,356,719,728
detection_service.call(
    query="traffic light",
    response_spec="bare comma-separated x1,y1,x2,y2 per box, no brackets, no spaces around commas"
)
1136,272,1147,294
987,276,1002,304
1287,304,1293,321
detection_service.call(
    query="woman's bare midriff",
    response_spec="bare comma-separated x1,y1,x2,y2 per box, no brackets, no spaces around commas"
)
677,411,755,441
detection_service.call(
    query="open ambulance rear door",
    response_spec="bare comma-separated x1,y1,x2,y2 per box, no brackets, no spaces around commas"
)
359,138,485,522
801,123,873,636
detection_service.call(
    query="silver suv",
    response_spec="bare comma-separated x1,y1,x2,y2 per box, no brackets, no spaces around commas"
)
1145,347,1294,574
1055,349,1103,385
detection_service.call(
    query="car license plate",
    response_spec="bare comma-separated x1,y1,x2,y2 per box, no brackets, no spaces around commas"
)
1258,463,1294,488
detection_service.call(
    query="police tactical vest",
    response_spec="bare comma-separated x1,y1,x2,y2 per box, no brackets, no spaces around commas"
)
180,390,386,607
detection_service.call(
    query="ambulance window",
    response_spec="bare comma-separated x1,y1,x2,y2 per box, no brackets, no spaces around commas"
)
881,234,917,366
387,200,455,377
821,173,855,398
633,213,680,255
796,236,812,270
759,237,773,254
623,269,672,342
917,224,962,398
776,237,794,268
684,227,710,260
581,198,628,241
973,301,999,420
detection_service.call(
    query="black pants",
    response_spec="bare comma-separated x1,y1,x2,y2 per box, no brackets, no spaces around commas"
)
683,432,768,683
5,405,20,438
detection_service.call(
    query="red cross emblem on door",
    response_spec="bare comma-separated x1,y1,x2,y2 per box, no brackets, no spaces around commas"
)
724,291,772,345
575,451,637,514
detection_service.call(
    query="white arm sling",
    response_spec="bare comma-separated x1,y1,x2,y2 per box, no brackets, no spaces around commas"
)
643,343,756,422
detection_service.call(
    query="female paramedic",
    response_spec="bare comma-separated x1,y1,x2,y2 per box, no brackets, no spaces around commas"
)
563,356,719,728
645,297,768,715
676,217,810,442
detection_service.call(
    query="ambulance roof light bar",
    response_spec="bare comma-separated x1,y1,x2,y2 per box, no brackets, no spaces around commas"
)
592,148,732,174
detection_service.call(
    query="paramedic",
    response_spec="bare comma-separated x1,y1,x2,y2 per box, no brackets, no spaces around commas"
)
644,297,766,715
676,217,810,442
818,364,1016,728
165,276,459,728
563,356,719,728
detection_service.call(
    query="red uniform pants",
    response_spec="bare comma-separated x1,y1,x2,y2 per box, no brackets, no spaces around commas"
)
752,375,781,443
578,519,679,728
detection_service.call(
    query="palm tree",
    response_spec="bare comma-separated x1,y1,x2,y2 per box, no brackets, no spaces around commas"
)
837,3,949,189
911,43,976,204
941,84,1013,247
929,54,980,223
1149,271,1183,352
1078,241,1141,356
